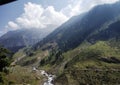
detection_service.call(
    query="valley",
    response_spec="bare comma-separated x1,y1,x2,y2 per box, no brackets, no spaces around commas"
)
0,1,120,85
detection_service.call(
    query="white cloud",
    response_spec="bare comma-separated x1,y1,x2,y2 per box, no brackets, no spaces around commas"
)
7,21,19,30
6,2,68,30
4,0,119,32
61,0,119,17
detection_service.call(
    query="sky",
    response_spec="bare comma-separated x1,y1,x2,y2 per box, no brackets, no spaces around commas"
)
0,0,119,36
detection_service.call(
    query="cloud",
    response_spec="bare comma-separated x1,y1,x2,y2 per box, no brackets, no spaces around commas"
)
5,0,119,32
7,21,19,30
61,0,119,17
6,2,68,30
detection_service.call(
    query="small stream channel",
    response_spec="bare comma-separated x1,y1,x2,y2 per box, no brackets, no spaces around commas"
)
40,70,55,85
32,67,55,85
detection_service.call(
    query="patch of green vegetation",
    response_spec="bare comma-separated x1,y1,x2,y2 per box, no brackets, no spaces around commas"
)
55,69,120,85
65,41,120,69
17,56,38,66
0,47,48,85
13,47,48,67
0,46,13,84
13,48,26,59
54,41,120,85
6,66,44,85
40,49,63,66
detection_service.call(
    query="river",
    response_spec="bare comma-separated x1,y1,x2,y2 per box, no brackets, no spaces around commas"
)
40,70,55,85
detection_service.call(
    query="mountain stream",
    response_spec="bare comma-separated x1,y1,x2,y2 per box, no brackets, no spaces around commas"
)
40,70,55,85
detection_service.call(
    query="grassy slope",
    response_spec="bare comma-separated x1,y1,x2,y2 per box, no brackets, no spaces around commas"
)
6,41,120,85
4,48,49,85
54,41,120,85
6,66,44,85
4,41,120,85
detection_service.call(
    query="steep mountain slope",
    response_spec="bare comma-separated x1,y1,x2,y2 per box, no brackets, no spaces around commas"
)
54,41,120,85
34,2,120,52
39,19,120,73
87,18,120,44
7,2,120,85
35,2,120,84
0,28,54,52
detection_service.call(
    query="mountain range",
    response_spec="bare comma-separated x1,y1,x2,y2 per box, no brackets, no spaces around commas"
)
0,28,55,52
33,2,120,52
0,1,120,85
32,2,120,85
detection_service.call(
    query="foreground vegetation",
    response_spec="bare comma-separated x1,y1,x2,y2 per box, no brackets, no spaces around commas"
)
0,46,12,85
2,40,119,85
54,41,120,85
33,41,120,85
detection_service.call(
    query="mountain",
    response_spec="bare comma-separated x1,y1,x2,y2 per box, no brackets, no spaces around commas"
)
39,16,120,71
34,2,120,52
54,41,120,85
0,28,55,52
86,18,120,44
39,16,120,85
32,2,120,84
6,2,120,85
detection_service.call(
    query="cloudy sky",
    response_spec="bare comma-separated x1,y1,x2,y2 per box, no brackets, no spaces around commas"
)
0,0,119,36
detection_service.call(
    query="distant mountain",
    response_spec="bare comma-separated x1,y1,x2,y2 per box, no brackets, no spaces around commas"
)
11,2,120,84
0,28,55,52
34,2,120,52
86,18,120,44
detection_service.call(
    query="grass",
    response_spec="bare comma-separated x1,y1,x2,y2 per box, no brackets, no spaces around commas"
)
13,48,49,67
6,66,44,85
3,49,50,85
13,48,26,60
54,41,120,85
9,41,120,85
